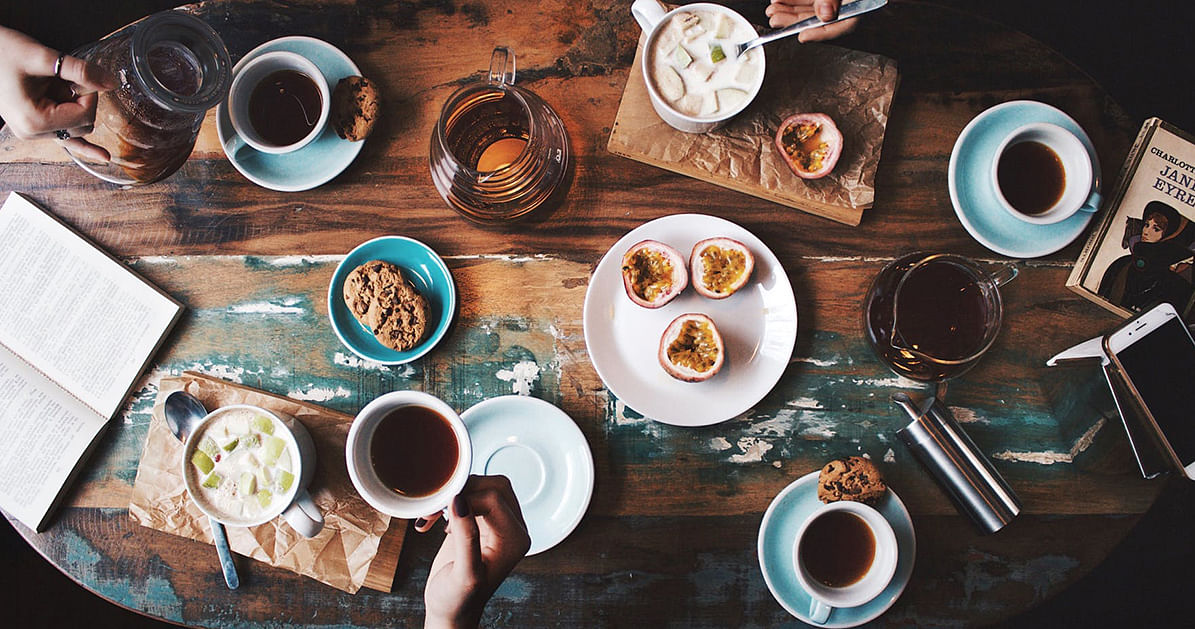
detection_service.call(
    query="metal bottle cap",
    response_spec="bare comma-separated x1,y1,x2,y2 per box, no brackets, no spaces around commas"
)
893,392,1021,534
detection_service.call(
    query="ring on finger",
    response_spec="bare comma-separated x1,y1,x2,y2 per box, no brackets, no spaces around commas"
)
54,129,71,141
54,53,66,79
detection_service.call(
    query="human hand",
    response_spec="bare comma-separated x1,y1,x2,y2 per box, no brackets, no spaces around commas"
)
766,0,859,42
0,25,115,161
420,475,531,629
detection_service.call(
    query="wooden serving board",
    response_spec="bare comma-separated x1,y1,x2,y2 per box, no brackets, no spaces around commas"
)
608,35,899,226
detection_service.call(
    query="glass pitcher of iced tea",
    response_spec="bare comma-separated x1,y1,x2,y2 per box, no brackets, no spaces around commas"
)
429,47,571,223
863,252,1017,382
66,10,230,186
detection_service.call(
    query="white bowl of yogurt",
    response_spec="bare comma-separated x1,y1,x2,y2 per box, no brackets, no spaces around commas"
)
632,0,766,133
182,404,324,537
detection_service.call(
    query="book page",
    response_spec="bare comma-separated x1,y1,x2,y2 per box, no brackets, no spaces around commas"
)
0,192,181,418
0,343,107,531
1079,126,1195,320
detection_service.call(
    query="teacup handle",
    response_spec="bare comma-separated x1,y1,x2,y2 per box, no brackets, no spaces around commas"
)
1079,190,1103,213
282,489,324,538
989,262,1018,288
488,47,516,87
808,598,833,624
631,0,668,33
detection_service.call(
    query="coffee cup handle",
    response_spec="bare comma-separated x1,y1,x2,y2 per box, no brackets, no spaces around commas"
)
1079,190,1103,213
631,0,668,33
283,489,324,538
808,598,833,624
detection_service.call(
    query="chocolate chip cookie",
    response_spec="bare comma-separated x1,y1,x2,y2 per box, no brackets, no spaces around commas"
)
331,76,379,141
817,456,887,504
344,260,429,352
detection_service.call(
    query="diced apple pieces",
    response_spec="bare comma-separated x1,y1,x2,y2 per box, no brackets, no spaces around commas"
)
678,12,699,28
709,43,726,64
735,62,757,85
700,91,719,116
278,470,295,493
683,25,706,41
677,94,703,116
239,472,256,496
716,88,749,111
673,45,693,68
715,14,733,39
262,436,286,465
191,450,215,475
252,415,275,435
198,437,220,459
255,489,273,509
657,66,685,101
241,433,261,449
202,472,221,489
221,438,239,452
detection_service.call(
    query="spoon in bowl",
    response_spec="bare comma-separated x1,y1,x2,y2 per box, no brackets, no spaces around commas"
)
164,390,240,590
731,0,888,58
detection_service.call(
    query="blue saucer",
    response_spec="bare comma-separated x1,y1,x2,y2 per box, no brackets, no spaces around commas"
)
328,236,456,365
460,396,595,555
758,471,916,627
217,36,365,192
948,100,1102,258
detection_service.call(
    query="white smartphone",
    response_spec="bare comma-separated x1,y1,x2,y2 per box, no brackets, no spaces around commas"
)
1104,302,1195,479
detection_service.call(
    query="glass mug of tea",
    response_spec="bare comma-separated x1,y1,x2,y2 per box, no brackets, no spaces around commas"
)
793,501,899,624
67,9,231,185
992,122,1101,224
429,47,571,223
345,391,472,519
864,252,1018,382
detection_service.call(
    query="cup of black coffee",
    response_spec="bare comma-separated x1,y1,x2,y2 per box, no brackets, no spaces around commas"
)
991,122,1101,224
793,501,899,623
225,51,330,155
345,391,472,519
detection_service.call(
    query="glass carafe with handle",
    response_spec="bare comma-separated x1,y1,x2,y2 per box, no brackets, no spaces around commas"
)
67,9,230,186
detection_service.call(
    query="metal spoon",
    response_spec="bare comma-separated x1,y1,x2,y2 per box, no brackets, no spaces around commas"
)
164,390,240,590
732,0,888,58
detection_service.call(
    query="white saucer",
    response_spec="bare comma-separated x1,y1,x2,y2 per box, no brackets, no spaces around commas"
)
459,396,594,555
217,36,365,192
758,471,916,627
948,100,1102,258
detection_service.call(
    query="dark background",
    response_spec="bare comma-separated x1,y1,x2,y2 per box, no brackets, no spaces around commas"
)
3,1,1195,627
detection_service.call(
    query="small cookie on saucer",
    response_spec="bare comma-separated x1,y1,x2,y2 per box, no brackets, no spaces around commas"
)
818,456,887,504
332,76,379,141
344,260,429,352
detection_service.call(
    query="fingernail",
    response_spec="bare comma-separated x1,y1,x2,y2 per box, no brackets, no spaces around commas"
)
453,494,470,518
414,517,428,529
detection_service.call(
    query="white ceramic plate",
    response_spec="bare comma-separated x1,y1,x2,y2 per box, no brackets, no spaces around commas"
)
582,214,798,426
460,396,595,555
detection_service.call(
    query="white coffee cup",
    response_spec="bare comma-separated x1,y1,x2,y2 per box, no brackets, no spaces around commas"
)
631,0,766,134
345,391,472,520
793,500,898,624
182,404,324,538
224,51,330,155
991,122,1101,225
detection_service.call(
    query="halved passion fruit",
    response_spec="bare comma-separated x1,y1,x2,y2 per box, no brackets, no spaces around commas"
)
621,240,688,308
775,113,843,179
658,313,724,382
691,237,754,299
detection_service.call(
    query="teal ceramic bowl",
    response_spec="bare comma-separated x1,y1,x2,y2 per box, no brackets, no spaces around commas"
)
328,236,456,365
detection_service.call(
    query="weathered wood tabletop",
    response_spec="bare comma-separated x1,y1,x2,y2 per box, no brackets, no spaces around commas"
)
1,0,1163,626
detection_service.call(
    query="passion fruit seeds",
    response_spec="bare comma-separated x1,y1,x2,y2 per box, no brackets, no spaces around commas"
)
775,112,843,180
658,313,725,382
621,240,689,308
691,237,754,299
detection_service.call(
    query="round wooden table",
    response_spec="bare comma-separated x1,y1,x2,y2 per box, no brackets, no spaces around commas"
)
1,0,1164,626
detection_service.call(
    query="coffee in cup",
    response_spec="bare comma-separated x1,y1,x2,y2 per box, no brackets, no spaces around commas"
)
346,391,472,519
991,122,1101,224
225,51,330,155
794,501,898,623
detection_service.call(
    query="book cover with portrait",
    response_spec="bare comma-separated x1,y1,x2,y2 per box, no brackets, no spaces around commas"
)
1068,118,1195,321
